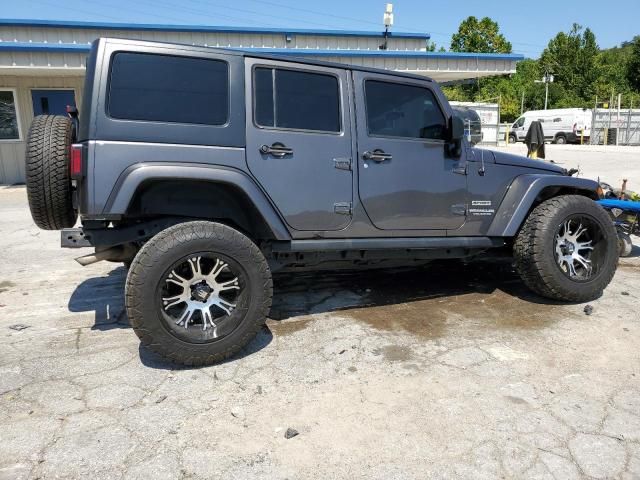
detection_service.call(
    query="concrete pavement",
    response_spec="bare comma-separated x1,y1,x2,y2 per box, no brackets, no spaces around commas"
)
1,181,639,479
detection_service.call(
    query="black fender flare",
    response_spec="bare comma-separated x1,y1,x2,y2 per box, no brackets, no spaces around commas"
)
487,174,600,237
103,163,291,240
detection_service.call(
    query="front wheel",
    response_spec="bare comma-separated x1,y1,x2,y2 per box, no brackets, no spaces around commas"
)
125,221,273,366
513,195,618,302
508,134,517,144
554,135,567,145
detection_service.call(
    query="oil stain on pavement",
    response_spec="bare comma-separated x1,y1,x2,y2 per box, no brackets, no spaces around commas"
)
269,260,567,339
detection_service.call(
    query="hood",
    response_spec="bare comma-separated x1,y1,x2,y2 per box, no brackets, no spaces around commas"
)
489,150,565,174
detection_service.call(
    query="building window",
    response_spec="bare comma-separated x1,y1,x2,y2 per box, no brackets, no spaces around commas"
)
107,52,229,125
365,80,446,141
254,67,341,133
0,90,20,140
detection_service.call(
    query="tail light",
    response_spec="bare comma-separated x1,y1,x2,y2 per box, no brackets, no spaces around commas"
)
70,144,83,179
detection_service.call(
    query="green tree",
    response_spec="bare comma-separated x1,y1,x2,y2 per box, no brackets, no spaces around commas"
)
450,16,512,54
626,36,640,92
594,41,634,105
442,19,640,121
539,24,599,102
440,84,471,102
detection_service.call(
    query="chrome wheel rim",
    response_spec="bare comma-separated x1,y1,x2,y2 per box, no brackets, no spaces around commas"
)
158,254,246,343
554,216,603,281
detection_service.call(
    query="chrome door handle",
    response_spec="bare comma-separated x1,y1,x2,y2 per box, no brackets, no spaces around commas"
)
362,149,392,162
260,143,293,158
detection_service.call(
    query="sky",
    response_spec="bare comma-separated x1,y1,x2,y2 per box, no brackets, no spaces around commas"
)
4,0,639,58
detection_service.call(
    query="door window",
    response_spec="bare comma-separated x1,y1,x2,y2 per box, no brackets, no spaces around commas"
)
515,117,525,128
31,90,76,117
365,80,446,140
107,52,229,125
254,67,340,133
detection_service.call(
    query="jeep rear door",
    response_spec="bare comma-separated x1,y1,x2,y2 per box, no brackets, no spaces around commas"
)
245,59,353,231
353,71,467,230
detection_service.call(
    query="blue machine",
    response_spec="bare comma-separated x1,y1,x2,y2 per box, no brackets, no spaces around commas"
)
597,199,639,257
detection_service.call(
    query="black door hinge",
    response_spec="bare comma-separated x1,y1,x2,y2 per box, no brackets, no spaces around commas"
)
333,157,352,171
453,163,467,175
334,202,352,215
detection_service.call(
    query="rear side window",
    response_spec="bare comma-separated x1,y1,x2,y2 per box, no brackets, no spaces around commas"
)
254,67,340,133
365,80,446,140
108,52,229,125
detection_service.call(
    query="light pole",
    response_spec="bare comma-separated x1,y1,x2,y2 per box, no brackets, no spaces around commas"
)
535,72,554,110
380,3,393,50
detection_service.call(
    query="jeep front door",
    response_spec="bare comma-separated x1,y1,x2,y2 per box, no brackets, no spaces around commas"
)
353,72,467,230
245,59,353,231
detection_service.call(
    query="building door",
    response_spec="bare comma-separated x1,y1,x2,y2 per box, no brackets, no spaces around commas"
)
353,71,467,230
31,90,76,116
245,59,353,231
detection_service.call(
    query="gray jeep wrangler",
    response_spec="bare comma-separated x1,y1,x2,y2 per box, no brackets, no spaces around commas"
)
25,38,618,365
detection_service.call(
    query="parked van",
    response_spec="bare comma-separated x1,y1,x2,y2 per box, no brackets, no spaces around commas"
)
509,108,592,145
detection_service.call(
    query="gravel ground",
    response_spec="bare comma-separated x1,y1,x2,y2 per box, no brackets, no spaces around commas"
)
1,153,640,479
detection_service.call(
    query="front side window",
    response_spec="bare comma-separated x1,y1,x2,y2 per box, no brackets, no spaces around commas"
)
515,117,525,128
254,67,340,133
365,80,446,140
108,52,229,125
0,91,20,140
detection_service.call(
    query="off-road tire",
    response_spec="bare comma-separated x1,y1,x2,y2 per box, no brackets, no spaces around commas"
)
125,221,272,366
618,231,633,257
25,115,77,230
513,195,618,302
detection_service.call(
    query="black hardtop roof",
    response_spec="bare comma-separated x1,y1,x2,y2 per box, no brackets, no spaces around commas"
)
96,37,434,83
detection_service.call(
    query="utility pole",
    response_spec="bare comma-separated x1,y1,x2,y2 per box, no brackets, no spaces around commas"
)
535,72,554,110
520,90,525,115
544,73,553,110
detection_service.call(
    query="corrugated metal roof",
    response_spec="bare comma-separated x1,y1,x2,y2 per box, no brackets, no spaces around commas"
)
0,18,430,39
0,41,524,61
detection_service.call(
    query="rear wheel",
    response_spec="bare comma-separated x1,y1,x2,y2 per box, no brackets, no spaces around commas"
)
514,195,618,302
554,134,567,145
125,221,272,366
25,115,77,230
618,231,633,257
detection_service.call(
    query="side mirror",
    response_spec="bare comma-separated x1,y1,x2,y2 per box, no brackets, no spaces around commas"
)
446,115,465,157
449,115,465,142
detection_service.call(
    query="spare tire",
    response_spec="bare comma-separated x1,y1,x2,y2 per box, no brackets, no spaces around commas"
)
25,115,77,230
